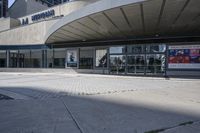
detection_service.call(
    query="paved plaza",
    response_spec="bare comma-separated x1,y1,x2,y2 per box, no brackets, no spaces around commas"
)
0,72,200,133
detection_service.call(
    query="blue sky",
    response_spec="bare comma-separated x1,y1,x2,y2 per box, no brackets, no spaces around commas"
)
9,0,15,7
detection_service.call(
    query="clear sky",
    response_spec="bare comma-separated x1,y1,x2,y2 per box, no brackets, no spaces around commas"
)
9,0,15,7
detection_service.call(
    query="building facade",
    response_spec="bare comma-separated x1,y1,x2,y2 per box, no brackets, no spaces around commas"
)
0,0,200,77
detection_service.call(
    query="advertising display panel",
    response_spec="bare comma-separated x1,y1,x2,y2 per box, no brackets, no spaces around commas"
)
66,50,77,67
168,45,200,69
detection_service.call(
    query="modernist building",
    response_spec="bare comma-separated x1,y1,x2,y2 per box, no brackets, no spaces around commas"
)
0,0,200,77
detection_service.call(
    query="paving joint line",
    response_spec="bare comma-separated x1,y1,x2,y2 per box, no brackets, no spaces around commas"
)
145,120,200,133
60,98,84,133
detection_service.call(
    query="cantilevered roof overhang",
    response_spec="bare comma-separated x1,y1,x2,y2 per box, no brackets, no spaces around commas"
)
45,0,200,44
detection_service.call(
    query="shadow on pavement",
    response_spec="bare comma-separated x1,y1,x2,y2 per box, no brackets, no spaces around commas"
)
0,86,199,133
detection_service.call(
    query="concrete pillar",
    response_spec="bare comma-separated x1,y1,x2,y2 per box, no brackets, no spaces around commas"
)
6,50,9,68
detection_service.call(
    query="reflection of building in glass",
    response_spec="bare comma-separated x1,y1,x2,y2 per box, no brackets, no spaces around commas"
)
0,0,8,18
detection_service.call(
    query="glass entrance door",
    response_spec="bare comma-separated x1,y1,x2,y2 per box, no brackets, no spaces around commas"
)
127,55,145,75
109,44,166,76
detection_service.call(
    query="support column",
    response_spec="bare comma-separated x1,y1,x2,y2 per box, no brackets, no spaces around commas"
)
6,50,9,68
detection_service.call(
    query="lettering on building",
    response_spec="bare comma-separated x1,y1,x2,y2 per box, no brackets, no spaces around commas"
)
32,9,55,22
22,18,29,25
21,9,55,25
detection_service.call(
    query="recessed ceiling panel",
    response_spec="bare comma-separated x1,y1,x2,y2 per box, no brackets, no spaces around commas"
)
69,21,102,39
143,0,163,34
62,25,92,40
90,12,125,38
123,4,143,35
104,8,132,35
159,0,187,31
78,17,111,39
45,0,200,44
175,0,200,27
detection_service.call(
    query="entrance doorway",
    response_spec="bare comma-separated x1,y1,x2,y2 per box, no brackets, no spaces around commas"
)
109,44,166,76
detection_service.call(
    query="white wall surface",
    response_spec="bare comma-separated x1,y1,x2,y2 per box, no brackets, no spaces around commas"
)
0,18,20,32
0,19,58,45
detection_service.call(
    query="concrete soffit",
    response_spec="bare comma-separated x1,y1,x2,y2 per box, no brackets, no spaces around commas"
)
44,0,200,44
44,0,147,44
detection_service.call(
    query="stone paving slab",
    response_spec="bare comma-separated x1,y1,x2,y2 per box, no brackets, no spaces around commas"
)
0,73,199,99
61,95,200,133
0,99,81,133
0,73,199,133
0,95,199,133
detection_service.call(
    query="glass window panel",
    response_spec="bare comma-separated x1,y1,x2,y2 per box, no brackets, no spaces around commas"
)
9,50,18,68
135,55,145,74
79,48,94,69
127,56,136,65
146,54,165,74
47,49,53,68
109,46,126,54
19,50,31,68
135,55,145,65
110,55,126,74
31,49,42,68
95,49,107,67
146,44,166,53
127,66,136,74
54,48,66,68
127,55,136,74
0,50,6,67
127,45,144,53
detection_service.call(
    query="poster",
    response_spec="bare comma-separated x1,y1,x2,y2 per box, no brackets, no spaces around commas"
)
168,45,200,69
66,50,77,67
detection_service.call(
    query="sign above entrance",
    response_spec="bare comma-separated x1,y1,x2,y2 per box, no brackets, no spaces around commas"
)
32,9,55,22
21,9,55,25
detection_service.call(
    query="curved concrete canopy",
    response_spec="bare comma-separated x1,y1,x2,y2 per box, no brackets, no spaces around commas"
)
45,0,200,44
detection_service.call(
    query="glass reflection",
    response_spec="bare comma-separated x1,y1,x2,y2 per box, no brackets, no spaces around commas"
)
127,45,144,53
47,49,53,68
19,50,31,68
79,48,94,69
135,55,145,73
110,55,126,74
146,44,166,53
146,54,165,74
31,49,42,68
109,47,125,54
0,50,6,67
54,48,66,68
96,49,107,68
